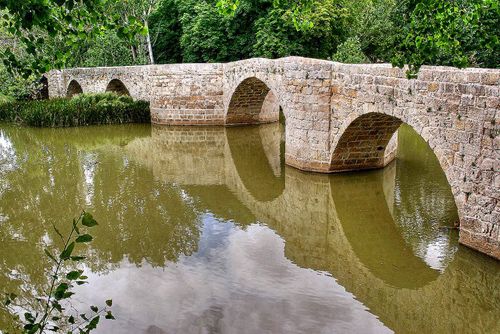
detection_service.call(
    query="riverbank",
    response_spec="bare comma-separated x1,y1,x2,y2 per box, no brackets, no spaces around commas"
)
0,93,150,127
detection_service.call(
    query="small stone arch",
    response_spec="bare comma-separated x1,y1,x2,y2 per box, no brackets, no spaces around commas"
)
66,80,83,97
105,79,130,96
225,77,283,125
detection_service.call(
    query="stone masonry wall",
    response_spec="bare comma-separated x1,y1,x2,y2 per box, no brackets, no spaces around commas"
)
49,56,499,259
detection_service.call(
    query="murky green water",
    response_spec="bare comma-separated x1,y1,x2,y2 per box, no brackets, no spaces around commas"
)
0,123,499,334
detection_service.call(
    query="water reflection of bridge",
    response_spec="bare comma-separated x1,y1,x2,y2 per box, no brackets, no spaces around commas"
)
125,124,500,334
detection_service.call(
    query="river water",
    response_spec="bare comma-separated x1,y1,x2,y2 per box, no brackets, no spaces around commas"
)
0,123,498,334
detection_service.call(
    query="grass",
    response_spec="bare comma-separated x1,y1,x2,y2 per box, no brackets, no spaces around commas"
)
0,93,150,127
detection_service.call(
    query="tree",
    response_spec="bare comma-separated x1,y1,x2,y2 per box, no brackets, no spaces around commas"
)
0,0,144,76
342,0,396,62
149,0,183,64
392,0,500,77
332,36,369,63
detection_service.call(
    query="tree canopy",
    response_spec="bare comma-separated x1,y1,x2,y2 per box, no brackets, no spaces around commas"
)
0,0,498,97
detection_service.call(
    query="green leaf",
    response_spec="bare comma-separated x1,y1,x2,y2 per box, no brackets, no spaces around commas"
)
69,315,75,324
82,212,98,227
87,315,100,330
73,219,81,235
105,299,112,307
63,292,75,299
53,225,64,241
44,249,57,263
24,312,35,323
105,311,115,320
60,242,75,260
75,234,93,243
54,283,69,300
90,306,98,312
52,300,62,312
66,270,82,280
71,256,86,261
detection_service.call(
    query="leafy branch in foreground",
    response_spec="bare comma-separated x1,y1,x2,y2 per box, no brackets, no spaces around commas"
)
2,212,115,334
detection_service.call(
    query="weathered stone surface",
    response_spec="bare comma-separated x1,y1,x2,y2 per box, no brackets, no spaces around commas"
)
48,56,500,259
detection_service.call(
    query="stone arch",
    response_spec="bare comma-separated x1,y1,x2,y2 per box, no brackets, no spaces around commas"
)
105,79,130,96
66,80,83,97
225,77,284,125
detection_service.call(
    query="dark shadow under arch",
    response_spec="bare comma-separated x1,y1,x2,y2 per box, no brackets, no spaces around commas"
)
226,77,280,125
37,76,49,99
66,80,83,98
330,112,402,172
105,79,130,96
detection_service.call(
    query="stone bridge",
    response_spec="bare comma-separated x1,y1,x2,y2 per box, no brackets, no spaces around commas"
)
47,57,500,259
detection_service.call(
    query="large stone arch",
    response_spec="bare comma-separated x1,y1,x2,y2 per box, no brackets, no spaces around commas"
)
105,78,131,96
66,79,83,97
225,76,285,125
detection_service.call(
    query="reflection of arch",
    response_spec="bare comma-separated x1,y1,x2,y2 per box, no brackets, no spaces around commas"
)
330,169,440,289
226,77,280,125
105,79,130,96
391,125,459,266
66,80,83,97
226,125,285,202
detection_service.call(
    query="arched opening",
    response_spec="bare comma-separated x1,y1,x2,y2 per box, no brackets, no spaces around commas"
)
330,112,402,172
226,77,280,125
66,80,83,98
37,76,49,99
105,79,130,96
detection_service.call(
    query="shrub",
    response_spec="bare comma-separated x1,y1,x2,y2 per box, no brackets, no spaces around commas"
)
0,93,150,127
0,65,42,100
0,93,14,105
332,37,369,64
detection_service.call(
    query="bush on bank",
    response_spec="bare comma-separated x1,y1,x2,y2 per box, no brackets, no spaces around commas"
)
0,93,150,127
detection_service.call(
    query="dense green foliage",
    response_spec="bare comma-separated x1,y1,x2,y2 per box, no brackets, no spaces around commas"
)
392,0,499,76
0,93,150,127
0,93,13,104
332,36,369,63
0,0,498,96
0,1,145,77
